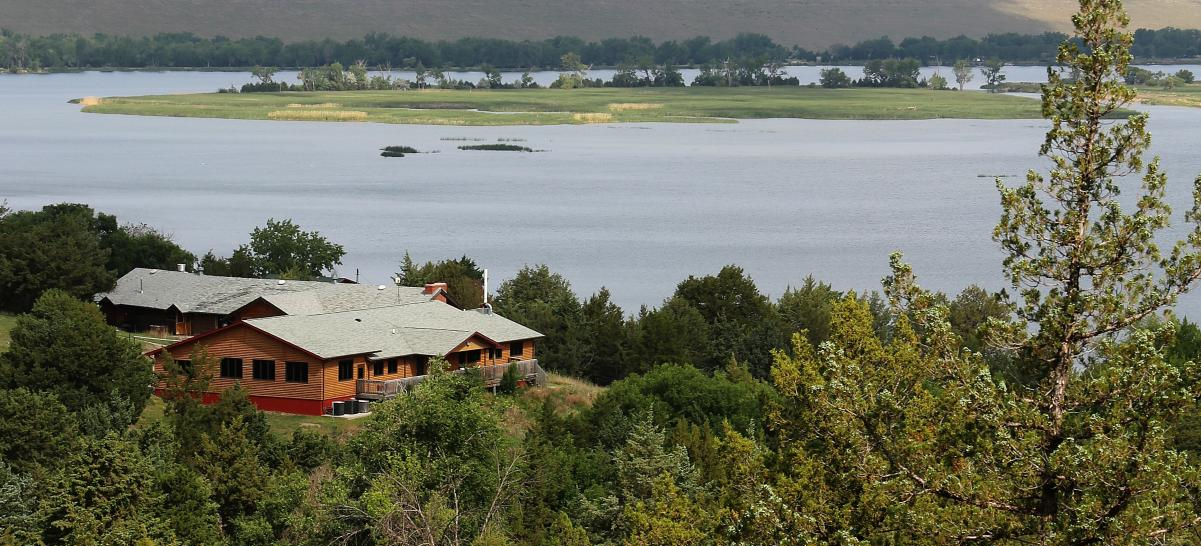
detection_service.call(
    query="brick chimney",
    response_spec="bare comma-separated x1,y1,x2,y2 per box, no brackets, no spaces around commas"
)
423,282,449,295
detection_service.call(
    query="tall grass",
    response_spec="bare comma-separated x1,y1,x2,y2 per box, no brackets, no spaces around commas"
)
285,102,341,108
573,112,614,123
608,102,663,111
267,110,368,121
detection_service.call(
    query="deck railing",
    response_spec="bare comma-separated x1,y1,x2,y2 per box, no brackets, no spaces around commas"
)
357,359,545,401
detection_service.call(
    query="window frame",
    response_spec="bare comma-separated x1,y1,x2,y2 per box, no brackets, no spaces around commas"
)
337,359,354,381
285,361,309,383
252,359,275,380
219,357,244,379
387,358,398,374
509,340,525,359
373,360,384,376
458,350,481,367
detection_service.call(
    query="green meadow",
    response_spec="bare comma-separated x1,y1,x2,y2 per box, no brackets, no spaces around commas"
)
80,87,1046,125
0,313,16,351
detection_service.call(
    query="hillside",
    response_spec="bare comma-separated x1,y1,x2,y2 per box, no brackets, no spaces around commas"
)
2,0,1200,50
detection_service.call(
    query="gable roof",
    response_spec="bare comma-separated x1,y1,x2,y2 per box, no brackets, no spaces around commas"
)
243,300,542,361
97,268,435,316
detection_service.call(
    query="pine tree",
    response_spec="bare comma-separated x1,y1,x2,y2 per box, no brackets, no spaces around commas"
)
770,0,1201,542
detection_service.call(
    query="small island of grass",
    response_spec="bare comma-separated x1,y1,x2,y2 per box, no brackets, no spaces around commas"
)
380,145,420,157
78,87,1049,126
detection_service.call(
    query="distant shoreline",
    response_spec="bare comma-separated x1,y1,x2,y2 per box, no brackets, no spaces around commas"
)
76,87,1048,125
6,59,1201,75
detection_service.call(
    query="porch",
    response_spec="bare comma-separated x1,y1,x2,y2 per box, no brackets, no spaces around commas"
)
356,359,546,401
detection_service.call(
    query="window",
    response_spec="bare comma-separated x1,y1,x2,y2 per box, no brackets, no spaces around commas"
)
387,359,398,374
177,359,193,376
286,362,309,383
509,341,525,359
373,360,384,376
458,350,481,367
338,360,353,381
220,357,243,379
252,360,275,380
414,356,428,376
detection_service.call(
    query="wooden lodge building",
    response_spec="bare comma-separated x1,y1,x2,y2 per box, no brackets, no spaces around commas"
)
96,267,454,336
99,268,543,415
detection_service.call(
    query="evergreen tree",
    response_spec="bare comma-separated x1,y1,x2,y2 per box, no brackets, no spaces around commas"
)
770,1,1201,541
0,290,153,423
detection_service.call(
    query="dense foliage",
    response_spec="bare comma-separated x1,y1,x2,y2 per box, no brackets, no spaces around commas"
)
2,2,1201,544
0,203,193,312
200,218,345,280
398,253,486,309
3,27,1201,72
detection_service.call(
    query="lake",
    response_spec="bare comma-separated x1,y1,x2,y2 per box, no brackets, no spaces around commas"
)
2,70,1200,318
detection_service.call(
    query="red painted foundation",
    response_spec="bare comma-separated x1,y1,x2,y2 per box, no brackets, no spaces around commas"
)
153,389,351,416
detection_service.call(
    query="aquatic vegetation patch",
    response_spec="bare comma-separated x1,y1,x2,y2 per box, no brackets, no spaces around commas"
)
573,112,614,123
267,110,368,121
286,102,341,108
458,144,535,152
380,145,422,157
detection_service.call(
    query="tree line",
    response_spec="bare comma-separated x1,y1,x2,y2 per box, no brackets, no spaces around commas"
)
4,2,1201,543
3,26,1201,72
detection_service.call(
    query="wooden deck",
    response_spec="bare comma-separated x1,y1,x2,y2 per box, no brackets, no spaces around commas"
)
356,359,545,400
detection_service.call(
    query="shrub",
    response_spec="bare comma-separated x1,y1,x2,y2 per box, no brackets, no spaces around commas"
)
819,67,852,88
498,364,520,395
929,73,949,90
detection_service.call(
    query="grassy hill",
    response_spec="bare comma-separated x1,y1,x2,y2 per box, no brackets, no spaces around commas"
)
2,0,1199,50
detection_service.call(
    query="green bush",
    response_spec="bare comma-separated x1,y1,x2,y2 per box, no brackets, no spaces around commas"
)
498,364,521,395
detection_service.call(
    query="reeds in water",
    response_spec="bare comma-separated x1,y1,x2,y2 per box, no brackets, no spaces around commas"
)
267,110,368,121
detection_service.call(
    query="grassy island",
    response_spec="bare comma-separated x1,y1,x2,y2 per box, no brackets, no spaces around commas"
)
1136,84,1201,108
79,87,1046,125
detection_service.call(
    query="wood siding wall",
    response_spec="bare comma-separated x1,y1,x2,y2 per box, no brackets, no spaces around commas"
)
154,324,328,401
231,299,286,321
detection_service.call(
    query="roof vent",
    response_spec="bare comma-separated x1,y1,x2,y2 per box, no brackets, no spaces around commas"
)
377,285,386,290
148,269,158,274
177,263,186,272
277,280,286,285
354,318,362,322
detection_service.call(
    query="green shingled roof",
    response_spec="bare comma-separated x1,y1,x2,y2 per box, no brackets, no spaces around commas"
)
97,268,434,315
245,301,542,360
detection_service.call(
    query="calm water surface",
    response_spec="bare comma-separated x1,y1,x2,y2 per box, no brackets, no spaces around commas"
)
2,71,1200,318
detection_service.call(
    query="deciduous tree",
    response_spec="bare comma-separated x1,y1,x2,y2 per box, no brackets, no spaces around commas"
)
953,58,975,90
